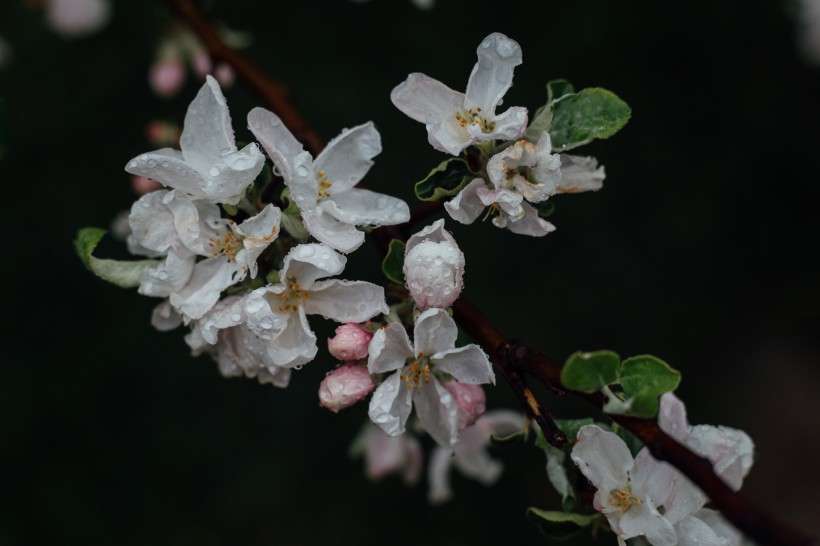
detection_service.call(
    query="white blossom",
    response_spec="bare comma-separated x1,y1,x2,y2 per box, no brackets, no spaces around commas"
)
391,32,528,156
126,76,265,205
403,219,465,310
428,410,524,503
367,308,494,447
248,107,410,253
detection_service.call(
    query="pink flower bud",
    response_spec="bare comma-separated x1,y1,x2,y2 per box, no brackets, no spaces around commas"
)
443,381,486,429
145,120,180,147
45,0,110,38
131,175,161,195
191,49,212,79
318,363,375,413
404,219,465,310
327,323,373,361
213,62,236,88
149,58,185,98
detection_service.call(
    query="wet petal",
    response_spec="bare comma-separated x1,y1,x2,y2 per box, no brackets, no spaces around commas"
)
314,122,381,193
557,154,605,193
427,446,455,504
125,148,208,197
236,204,281,277
247,106,305,181
302,210,365,254
414,377,459,447
444,179,486,225
571,425,633,493
170,256,243,320
368,323,414,374
674,515,727,546
320,188,410,227
368,371,413,436
465,32,523,114
137,249,195,298
391,72,464,125
413,308,458,356
687,425,754,490
506,202,556,237
618,498,677,545
432,345,495,385
263,306,318,368
280,243,346,289
179,75,236,170
659,392,690,442
151,300,182,332
304,279,388,322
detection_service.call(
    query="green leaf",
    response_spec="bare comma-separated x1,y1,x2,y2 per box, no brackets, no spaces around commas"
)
414,158,473,201
74,228,159,289
526,508,598,541
561,350,621,393
554,418,596,445
549,88,631,151
381,239,406,284
547,79,576,103
617,355,681,417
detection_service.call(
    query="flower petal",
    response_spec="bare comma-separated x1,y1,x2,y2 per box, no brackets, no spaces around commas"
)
632,448,692,515
125,148,208,197
320,188,410,227
391,72,464,125
464,33,522,114
506,202,556,237
405,218,456,252
571,425,633,493
413,307,458,356
263,306,318,369
170,256,243,320
414,377,459,447
557,154,605,194
151,300,182,332
659,392,690,442
481,106,528,142
432,345,495,385
302,210,365,254
368,323,414,374
314,122,381,193
236,204,281,277
693,509,742,546
453,441,503,485
427,446,455,504
687,425,754,490
368,371,413,436
247,106,305,181
280,243,346,289
674,515,728,546
618,497,677,546
304,279,388,322
180,75,237,170
137,249,195,298
444,179,486,225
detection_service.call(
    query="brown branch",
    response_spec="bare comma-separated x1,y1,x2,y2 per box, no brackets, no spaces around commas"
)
162,0,324,156
163,2,816,545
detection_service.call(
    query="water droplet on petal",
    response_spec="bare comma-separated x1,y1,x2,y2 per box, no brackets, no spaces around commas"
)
230,313,242,322
209,166,220,177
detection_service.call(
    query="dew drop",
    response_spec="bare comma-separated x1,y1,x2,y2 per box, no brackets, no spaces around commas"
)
128,161,138,169
297,245,315,258
209,166,220,177
294,364,304,371
230,313,242,322
146,159,157,168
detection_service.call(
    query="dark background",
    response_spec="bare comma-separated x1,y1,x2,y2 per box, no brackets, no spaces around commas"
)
1,0,819,544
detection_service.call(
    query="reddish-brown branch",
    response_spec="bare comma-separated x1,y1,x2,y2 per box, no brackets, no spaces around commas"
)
163,2,816,545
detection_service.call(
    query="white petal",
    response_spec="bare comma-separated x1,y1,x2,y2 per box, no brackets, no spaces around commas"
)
506,202,556,237
444,179,486,225
163,191,221,255
632,448,687,513
138,249,195,298
170,257,243,320
413,308,458,356
368,323,414,374
693,509,742,546
427,447,455,504
432,345,495,385
405,218,457,253
675,516,728,546
280,243,346,289
202,142,265,205
125,148,208,197
477,186,524,218
304,279,388,322
571,425,633,493
368,371,413,436
247,106,305,182
687,425,754,490
193,295,247,345
480,106,528,142
391,72,464,124
314,122,381,193
557,154,605,193
453,442,503,485
128,190,177,253
320,188,410,227
263,306,318,368
150,300,182,332
235,204,281,277
618,498,677,545
659,392,690,442
255,365,292,388
302,210,365,254
465,32,522,114
414,377,459,447
180,75,237,170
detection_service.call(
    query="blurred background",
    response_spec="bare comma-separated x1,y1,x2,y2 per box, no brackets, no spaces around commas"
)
1,0,819,544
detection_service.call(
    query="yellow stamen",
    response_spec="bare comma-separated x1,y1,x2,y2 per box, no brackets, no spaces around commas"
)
316,169,333,199
208,230,242,261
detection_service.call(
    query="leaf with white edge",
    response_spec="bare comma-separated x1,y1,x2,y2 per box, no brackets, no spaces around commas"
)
560,350,620,393
526,508,599,541
381,239,406,285
549,88,631,151
617,355,681,417
75,228,159,289
414,157,474,201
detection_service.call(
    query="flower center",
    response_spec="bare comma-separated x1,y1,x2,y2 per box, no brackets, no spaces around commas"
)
208,229,242,261
316,169,332,199
275,280,310,313
454,107,495,133
400,353,432,389
609,486,641,512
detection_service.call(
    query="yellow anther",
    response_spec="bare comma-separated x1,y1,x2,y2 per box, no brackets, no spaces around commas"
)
208,230,242,261
316,169,333,199
609,487,641,512
275,280,309,313
400,356,432,389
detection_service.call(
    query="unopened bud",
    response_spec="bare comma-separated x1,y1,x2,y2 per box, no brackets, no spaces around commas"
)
403,219,465,310
149,59,185,98
328,323,373,361
443,381,486,429
318,363,375,413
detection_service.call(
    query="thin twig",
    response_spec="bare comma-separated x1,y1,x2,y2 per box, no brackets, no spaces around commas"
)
162,2,816,544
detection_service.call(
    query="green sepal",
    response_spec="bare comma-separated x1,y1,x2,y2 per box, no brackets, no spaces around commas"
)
549,88,631,151
616,355,681,417
560,350,621,393
526,508,599,541
489,428,527,448
280,197,310,242
74,228,159,289
414,157,474,201
222,203,239,216
381,239,406,284
265,269,280,285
